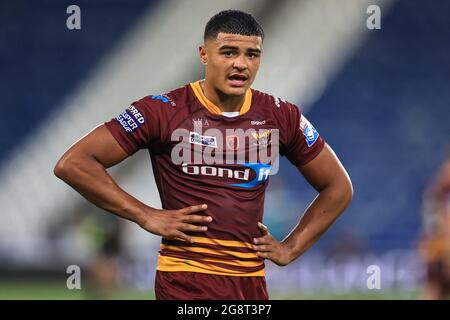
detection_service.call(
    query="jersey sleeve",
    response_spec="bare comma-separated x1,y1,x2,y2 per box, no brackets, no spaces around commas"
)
104,96,163,155
280,103,325,167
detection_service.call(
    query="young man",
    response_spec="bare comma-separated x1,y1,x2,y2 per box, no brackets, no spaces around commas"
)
54,10,353,300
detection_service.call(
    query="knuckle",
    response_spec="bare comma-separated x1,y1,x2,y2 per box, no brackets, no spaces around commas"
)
167,230,178,238
180,223,189,231
174,211,184,218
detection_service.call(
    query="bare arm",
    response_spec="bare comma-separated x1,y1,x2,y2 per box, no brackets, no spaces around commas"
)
54,124,212,242
253,143,353,265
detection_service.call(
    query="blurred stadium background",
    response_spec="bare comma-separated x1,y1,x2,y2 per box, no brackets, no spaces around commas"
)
0,0,449,299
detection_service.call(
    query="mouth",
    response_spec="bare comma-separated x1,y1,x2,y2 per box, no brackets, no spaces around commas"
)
227,74,248,87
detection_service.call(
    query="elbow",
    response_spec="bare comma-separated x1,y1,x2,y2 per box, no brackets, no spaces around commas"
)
340,175,354,210
326,173,353,213
54,156,68,180
54,153,76,181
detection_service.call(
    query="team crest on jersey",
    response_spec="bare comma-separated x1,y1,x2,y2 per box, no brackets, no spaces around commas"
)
189,132,217,148
226,135,240,151
300,115,319,147
252,129,272,146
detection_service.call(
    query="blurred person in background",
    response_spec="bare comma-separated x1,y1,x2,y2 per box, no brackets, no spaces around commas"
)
83,214,124,299
48,210,125,299
419,150,450,300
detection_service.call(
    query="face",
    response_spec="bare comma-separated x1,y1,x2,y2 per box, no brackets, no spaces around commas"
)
199,32,263,96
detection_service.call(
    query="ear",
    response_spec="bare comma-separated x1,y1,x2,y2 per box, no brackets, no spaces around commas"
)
199,45,207,65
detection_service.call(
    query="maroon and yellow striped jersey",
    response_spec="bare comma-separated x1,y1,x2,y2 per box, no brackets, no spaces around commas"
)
105,80,325,276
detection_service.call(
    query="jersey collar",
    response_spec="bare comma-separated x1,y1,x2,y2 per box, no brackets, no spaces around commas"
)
190,80,252,116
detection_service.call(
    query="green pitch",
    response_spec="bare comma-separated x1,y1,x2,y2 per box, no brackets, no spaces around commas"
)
0,280,418,300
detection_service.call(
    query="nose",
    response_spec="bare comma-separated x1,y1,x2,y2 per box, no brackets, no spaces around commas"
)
232,55,247,71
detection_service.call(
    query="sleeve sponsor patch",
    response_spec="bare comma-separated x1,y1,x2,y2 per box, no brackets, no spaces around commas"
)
116,105,145,134
300,115,319,147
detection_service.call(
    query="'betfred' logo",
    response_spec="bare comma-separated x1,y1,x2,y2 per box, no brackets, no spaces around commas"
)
116,105,145,133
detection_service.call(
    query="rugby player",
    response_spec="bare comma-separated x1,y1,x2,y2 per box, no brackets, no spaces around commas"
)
54,10,353,300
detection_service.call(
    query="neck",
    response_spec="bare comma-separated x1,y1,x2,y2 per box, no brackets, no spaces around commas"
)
201,80,246,113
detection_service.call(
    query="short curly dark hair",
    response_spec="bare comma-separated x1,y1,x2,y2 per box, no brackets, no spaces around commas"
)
204,10,264,42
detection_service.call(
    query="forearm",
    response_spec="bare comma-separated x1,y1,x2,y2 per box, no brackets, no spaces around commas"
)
282,182,352,263
54,154,149,226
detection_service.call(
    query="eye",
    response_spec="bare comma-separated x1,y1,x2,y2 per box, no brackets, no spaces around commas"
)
247,52,259,59
223,51,234,57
